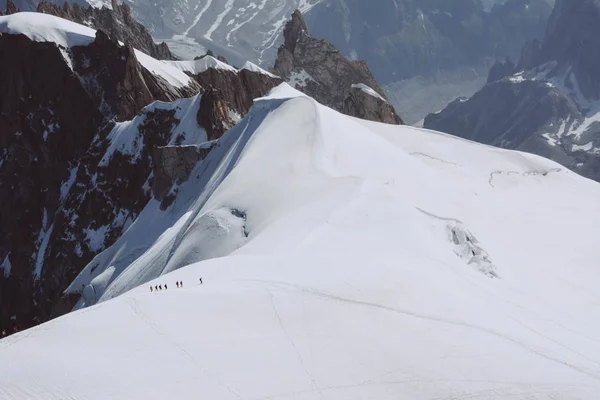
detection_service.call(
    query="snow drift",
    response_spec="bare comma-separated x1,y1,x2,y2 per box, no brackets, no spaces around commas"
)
1,84,600,399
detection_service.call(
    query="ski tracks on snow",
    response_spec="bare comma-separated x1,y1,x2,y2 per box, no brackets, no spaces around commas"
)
126,297,244,399
267,289,325,400
488,168,562,188
249,280,600,383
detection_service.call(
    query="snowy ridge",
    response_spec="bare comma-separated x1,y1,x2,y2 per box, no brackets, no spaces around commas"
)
351,83,388,102
166,55,238,75
0,12,191,88
240,61,278,78
164,57,281,79
3,83,600,398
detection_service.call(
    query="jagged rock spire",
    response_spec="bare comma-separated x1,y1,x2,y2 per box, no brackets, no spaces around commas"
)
283,9,308,53
5,0,19,15
273,10,403,125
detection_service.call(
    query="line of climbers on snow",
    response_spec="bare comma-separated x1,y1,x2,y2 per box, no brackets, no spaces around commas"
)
149,278,203,293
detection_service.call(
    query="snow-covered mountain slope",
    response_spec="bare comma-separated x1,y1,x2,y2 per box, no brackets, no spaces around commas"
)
2,84,600,399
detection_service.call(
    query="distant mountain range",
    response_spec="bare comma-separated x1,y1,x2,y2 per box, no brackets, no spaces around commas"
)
425,0,600,182
3,0,555,123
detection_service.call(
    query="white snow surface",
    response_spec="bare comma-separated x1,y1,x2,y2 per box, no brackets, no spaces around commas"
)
165,57,280,79
2,84,600,399
0,12,96,47
240,61,279,78
351,83,388,102
166,55,238,75
0,12,191,88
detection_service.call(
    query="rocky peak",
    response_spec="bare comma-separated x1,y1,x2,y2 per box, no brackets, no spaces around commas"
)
5,0,19,14
153,145,206,204
36,1,176,60
273,10,403,125
190,61,282,118
197,87,236,142
283,9,308,54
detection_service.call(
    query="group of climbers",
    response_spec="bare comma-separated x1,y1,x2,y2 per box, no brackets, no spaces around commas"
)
150,283,170,292
149,278,202,293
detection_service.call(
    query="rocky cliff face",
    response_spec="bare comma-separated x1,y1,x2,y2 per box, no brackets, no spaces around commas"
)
36,0,175,60
0,15,202,334
424,0,600,182
0,11,295,335
191,64,282,119
273,10,403,125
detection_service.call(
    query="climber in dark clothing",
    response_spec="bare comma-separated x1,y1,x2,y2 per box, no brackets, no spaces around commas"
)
199,277,203,285
155,285,158,291
176,281,179,288
159,284,162,290
165,284,168,290
180,281,183,287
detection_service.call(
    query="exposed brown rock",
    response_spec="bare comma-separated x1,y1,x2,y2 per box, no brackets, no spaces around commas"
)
71,29,197,121
273,10,403,125
193,66,282,117
344,85,404,125
283,9,307,54
197,87,236,141
152,145,215,204
0,34,104,334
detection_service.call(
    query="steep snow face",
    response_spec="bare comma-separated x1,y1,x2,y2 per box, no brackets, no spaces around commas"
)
0,12,191,88
0,11,95,47
2,84,600,399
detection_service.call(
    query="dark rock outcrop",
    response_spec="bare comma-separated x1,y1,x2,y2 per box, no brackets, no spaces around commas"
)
487,58,516,84
344,85,404,125
36,1,176,60
0,24,200,335
152,144,215,204
273,10,403,124
71,30,195,121
0,33,104,334
197,87,236,141
191,62,282,118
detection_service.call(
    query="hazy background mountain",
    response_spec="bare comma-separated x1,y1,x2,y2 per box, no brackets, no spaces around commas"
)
424,0,600,182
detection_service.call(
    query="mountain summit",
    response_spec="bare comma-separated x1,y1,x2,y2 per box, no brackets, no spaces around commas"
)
273,10,403,125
